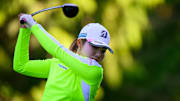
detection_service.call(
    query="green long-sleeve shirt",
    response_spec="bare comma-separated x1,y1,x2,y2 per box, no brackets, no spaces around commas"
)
13,24,103,101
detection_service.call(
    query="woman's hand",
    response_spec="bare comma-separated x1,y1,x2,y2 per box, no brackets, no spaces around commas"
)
19,13,37,28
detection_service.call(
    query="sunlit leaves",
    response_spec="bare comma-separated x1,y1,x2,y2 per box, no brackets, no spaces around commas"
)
0,47,11,69
7,19,19,39
48,26,74,49
0,11,6,27
103,52,123,89
101,0,164,89
69,0,97,15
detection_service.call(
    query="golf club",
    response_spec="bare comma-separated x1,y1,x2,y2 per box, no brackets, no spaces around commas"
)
20,3,79,24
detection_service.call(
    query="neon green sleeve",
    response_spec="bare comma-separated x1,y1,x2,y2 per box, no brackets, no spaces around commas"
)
31,24,103,85
13,28,51,78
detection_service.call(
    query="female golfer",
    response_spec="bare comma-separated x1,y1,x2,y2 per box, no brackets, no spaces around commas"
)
13,14,113,101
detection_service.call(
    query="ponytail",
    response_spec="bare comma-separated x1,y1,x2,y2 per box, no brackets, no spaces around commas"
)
69,39,86,53
69,39,78,53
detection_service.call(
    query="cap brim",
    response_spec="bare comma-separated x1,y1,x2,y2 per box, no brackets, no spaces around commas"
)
88,41,113,54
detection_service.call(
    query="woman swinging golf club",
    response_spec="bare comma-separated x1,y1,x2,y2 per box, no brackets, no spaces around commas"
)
13,4,113,101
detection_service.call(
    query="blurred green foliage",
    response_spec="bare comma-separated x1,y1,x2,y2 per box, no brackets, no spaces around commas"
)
0,0,180,101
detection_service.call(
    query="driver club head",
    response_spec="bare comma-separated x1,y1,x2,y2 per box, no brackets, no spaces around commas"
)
62,4,79,18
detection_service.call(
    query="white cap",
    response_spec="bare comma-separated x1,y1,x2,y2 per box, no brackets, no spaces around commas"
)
78,23,113,54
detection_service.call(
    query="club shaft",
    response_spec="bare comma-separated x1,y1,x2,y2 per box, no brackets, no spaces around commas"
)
20,3,78,24
31,5,63,16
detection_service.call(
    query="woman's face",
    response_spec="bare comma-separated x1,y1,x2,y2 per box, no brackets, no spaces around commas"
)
77,39,107,62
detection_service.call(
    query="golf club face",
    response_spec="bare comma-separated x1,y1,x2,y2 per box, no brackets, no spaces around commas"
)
62,4,79,18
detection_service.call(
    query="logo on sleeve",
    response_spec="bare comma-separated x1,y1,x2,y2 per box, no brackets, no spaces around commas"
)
58,63,68,70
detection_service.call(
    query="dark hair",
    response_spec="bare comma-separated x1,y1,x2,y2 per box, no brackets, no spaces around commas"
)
69,39,86,53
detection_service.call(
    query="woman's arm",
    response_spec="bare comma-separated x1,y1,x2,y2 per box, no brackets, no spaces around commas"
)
13,28,51,78
31,24,103,84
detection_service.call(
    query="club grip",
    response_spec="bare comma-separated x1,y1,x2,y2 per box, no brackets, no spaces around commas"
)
20,20,25,24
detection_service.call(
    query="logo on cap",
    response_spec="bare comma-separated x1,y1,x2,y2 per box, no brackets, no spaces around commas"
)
100,30,107,38
78,33,87,38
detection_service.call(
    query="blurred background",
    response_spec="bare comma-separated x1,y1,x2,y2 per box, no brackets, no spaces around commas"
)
0,0,180,101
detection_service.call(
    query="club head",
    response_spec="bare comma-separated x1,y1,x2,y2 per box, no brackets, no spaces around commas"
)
62,4,79,18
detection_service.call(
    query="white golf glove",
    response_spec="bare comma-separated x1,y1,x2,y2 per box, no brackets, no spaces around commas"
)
19,14,37,28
